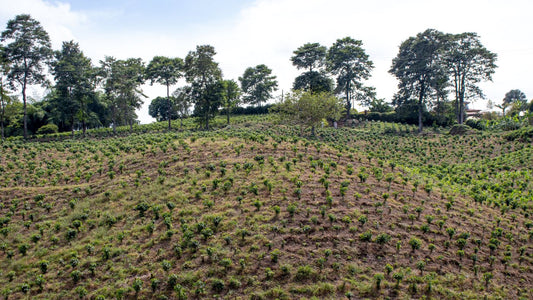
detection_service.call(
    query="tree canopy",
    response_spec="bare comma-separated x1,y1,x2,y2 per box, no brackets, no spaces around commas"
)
443,32,497,124
1,14,52,139
390,29,447,133
148,96,178,122
274,90,344,136
50,40,96,135
291,43,332,93
221,79,241,125
291,42,327,72
184,45,223,130
99,56,146,133
239,64,278,107
0,14,515,137
327,37,374,115
146,56,183,130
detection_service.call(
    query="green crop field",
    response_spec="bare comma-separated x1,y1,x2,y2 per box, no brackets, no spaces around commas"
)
0,116,532,299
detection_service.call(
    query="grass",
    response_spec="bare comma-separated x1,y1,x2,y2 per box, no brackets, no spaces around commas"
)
0,115,532,299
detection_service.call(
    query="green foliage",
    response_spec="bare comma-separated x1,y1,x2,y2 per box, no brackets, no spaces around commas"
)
37,123,59,134
390,29,446,132
239,64,278,107
132,277,143,294
2,14,52,139
274,90,344,136
295,265,316,281
0,113,531,299
327,36,374,112
408,237,422,252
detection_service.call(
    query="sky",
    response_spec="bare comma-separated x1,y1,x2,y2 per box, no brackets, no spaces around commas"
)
1,0,532,124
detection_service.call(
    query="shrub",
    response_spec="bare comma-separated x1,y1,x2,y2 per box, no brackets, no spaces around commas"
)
211,278,225,292
359,230,373,242
270,249,280,263
174,284,187,300
228,277,241,289
483,272,493,287
18,243,29,256
132,278,143,295
393,272,404,288
295,265,315,281
504,126,533,141
39,260,49,274
449,124,471,135
408,237,422,252
220,258,232,269
375,233,391,246
37,124,59,135
75,286,88,299
71,270,81,283
374,273,385,290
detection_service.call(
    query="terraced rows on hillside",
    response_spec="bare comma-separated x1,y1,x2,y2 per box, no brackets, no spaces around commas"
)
0,121,532,299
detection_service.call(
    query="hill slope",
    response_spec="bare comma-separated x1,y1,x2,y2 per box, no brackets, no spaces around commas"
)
0,121,532,299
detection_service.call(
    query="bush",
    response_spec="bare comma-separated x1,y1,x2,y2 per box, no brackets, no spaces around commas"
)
465,119,484,130
295,265,316,281
220,104,274,116
448,124,471,135
504,126,533,141
211,278,225,292
37,124,59,135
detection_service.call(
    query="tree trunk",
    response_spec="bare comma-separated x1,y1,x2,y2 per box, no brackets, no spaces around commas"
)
22,79,28,139
71,116,75,138
167,83,171,131
345,85,351,118
418,84,425,133
0,105,4,140
112,116,117,135
1,79,5,140
459,74,466,124
82,120,86,137
311,125,315,136
226,108,230,125
454,71,460,124
0,113,3,140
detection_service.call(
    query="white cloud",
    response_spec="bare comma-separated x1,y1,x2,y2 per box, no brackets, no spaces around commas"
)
0,0,87,48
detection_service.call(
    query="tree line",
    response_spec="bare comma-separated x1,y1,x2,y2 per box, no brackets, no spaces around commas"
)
1,14,530,139
0,14,280,139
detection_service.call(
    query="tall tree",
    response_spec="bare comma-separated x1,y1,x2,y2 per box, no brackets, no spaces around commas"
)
239,64,278,107
390,29,447,133
0,46,10,140
145,56,183,130
291,42,332,93
221,79,240,125
1,14,52,139
51,41,96,136
503,89,527,106
291,42,327,72
327,37,374,116
99,56,145,134
503,89,528,116
184,45,222,130
443,32,497,124
172,86,192,128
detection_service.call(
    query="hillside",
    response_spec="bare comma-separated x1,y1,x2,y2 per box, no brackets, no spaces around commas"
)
0,118,532,299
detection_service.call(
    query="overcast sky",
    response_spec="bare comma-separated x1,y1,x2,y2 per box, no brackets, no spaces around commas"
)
1,0,532,123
